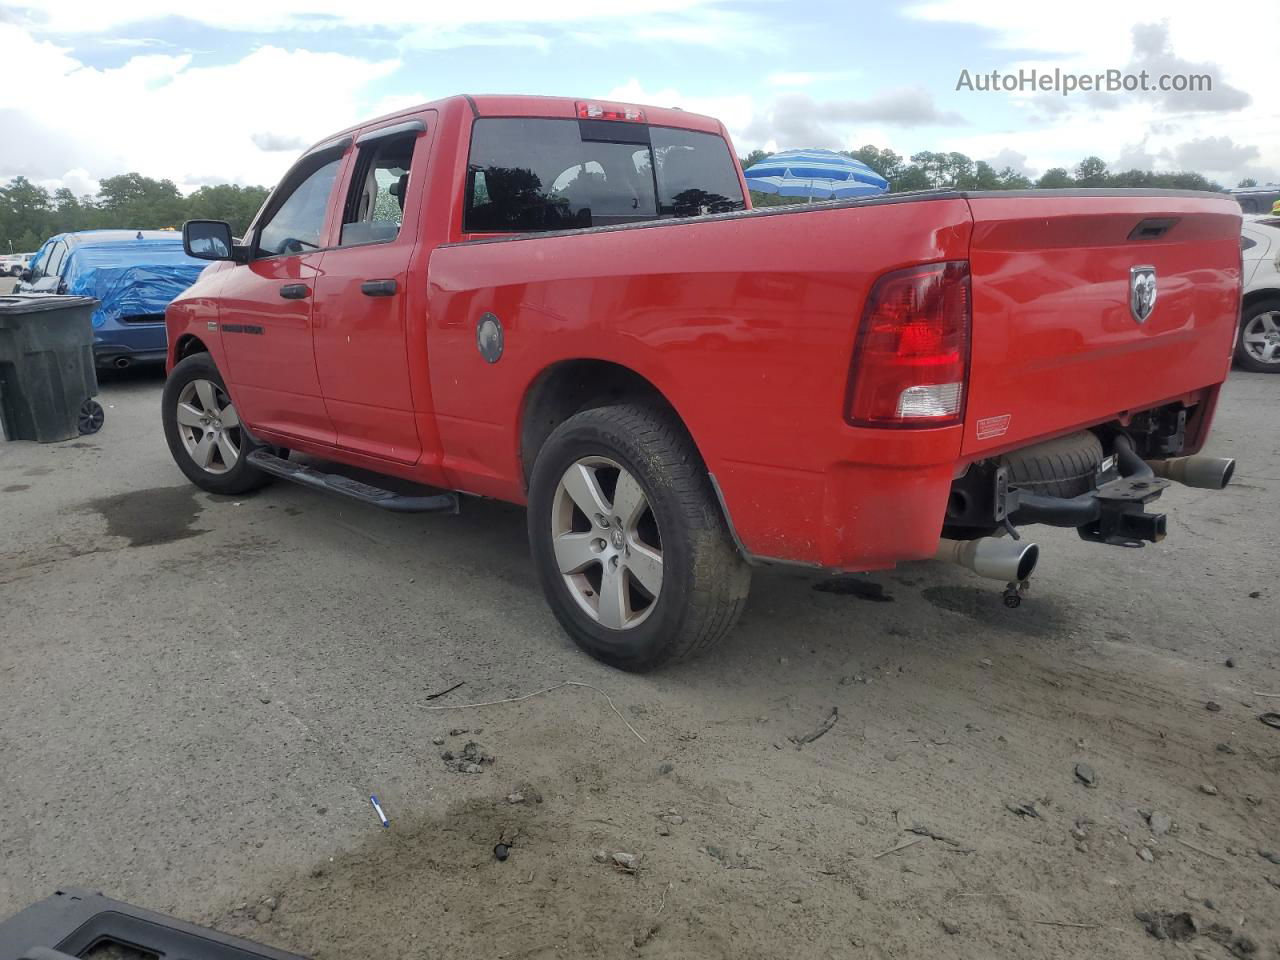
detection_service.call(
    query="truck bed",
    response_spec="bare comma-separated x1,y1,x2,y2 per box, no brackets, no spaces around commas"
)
427,188,1240,569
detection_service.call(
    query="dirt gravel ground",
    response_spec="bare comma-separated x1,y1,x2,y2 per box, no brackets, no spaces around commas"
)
1,368,1278,960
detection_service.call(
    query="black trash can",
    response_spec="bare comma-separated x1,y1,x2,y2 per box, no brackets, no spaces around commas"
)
0,294,104,443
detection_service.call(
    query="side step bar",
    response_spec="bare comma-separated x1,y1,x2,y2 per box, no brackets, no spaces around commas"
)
246,449,459,514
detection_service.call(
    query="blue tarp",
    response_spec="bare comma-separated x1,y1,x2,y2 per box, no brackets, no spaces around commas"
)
31,231,207,329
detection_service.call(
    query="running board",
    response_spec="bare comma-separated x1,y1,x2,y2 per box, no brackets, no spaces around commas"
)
246,449,459,514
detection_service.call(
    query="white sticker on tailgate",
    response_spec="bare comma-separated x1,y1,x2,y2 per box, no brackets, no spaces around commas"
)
976,414,1012,440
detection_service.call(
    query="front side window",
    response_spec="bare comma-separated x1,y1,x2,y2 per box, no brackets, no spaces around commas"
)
256,158,342,258
463,118,743,233
339,131,419,247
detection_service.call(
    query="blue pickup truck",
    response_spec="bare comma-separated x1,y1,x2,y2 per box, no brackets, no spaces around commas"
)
19,230,207,368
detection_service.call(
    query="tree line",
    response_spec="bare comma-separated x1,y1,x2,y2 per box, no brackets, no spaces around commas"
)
0,173,269,254
0,146,1254,252
738,148,1231,205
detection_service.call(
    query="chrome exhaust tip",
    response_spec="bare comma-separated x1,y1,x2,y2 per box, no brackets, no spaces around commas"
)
934,536,1039,582
1146,455,1235,490
113,356,131,369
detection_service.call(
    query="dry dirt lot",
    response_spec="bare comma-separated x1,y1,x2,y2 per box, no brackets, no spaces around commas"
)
1,368,1278,960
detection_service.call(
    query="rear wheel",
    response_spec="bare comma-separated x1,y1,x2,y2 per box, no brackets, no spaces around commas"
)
1235,297,1280,373
528,403,751,672
162,353,270,495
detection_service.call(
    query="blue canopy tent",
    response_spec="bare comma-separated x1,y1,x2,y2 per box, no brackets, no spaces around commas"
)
742,149,889,200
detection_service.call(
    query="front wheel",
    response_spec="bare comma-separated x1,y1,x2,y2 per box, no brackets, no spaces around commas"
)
1236,297,1280,373
527,404,751,672
161,353,271,495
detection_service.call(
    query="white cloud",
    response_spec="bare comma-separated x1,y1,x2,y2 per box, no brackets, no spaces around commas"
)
0,24,399,191
7,0,739,38
741,89,966,151
1173,136,1261,175
905,1,1278,184
766,71,817,88
603,79,755,139
984,148,1034,178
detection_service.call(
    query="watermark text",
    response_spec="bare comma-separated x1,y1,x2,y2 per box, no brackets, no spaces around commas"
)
956,68,1212,96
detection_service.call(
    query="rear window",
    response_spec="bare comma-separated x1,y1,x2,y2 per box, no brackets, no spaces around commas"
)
464,117,744,233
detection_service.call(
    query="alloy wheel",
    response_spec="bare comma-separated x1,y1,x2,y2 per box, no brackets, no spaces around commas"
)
1241,310,1280,365
550,456,664,630
175,378,241,474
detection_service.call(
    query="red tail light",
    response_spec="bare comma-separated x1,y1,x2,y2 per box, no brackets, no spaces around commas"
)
846,261,971,428
576,101,646,122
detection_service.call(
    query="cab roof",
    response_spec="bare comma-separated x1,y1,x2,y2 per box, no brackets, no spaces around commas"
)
54,229,184,249
312,94,726,152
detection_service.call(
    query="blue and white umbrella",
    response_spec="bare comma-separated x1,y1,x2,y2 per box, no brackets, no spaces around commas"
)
743,148,889,199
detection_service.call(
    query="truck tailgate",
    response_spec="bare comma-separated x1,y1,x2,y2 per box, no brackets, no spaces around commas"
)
962,193,1241,457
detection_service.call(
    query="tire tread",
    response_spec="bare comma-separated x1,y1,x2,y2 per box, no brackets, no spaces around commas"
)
528,403,750,670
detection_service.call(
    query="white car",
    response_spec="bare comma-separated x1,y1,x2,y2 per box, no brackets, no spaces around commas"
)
1240,216,1280,372
0,252,33,277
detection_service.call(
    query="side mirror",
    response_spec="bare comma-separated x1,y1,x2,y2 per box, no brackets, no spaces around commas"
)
183,219,236,261
19,268,31,283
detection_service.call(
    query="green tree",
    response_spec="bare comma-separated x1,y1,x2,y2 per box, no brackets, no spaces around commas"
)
844,145,906,182
739,149,774,170
0,177,53,251
96,173,186,228
969,161,1003,190
890,165,934,192
1074,156,1110,186
186,183,271,237
1238,177,1257,188
996,166,1033,190
1037,167,1075,188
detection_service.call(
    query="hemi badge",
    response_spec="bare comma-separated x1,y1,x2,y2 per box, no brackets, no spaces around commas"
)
207,321,218,331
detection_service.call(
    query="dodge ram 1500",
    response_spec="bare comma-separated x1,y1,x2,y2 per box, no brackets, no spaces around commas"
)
164,94,1240,671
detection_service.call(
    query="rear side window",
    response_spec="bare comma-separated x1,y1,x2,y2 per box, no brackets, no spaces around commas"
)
45,241,68,277
464,117,743,233
650,127,744,218
340,130,419,246
256,158,342,258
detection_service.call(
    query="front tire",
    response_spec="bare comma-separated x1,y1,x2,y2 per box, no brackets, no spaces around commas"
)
1236,297,1280,373
162,353,270,495
527,403,751,672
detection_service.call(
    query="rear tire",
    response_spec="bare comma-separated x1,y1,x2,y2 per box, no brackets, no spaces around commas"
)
162,353,271,496
1235,297,1280,373
1001,430,1103,499
527,403,751,672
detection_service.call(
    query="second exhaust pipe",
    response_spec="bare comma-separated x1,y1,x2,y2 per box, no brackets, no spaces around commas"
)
1145,455,1235,490
934,536,1040,582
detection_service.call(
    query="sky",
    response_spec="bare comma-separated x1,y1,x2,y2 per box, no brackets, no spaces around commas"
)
1,0,1276,196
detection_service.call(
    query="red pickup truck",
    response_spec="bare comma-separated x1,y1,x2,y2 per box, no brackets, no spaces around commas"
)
164,94,1240,671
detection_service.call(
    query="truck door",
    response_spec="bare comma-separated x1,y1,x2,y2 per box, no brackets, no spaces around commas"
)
311,114,434,465
217,143,348,446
